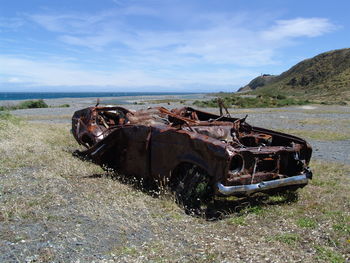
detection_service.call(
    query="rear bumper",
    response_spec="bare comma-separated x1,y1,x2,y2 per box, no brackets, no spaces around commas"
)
217,170,312,196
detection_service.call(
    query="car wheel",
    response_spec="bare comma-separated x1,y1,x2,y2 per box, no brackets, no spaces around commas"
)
172,164,214,215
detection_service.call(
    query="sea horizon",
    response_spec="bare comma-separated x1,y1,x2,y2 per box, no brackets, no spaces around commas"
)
0,91,201,101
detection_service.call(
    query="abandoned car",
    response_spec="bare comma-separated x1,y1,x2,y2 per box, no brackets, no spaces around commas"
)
72,106,312,211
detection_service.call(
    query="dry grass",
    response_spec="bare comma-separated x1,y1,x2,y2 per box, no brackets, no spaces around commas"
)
287,118,350,127
0,115,349,262
226,108,291,114
21,114,71,121
278,128,350,141
295,118,333,126
229,107,350,115
300,110,350,115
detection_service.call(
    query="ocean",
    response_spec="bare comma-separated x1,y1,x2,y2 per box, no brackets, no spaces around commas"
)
0,92,197,101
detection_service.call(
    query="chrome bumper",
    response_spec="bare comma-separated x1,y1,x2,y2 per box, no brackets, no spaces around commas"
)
217,171,312,196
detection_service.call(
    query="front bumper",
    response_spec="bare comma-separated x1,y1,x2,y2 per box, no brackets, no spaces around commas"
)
217,170,312,196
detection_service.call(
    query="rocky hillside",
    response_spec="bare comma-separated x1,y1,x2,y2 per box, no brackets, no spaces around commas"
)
239,48,350,102
238,74,276,92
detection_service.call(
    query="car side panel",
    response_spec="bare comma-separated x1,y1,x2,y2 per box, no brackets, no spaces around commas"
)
91,125,151,179
150,126,229,181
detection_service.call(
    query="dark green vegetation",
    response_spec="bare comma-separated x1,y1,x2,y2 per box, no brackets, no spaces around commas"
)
0,99,48,111
1,112,349,262
18,99,49,109
0,99,70,111
238,48,350,105
58,103,70,108
194,93,310,108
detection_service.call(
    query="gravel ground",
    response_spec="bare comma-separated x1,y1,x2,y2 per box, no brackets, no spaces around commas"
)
229,107,350,164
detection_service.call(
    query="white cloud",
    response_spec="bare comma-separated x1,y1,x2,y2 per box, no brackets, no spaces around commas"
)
29,6,157,33
28,12,336,68
59,32,118,51
0,55,258,89
261,18,336,41
0,18,24,30
7,77,22,83
1,5,338,90
0,56,159,86
30,13,109,33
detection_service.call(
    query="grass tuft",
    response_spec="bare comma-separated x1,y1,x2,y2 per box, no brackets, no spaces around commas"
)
296,217,317,228
58,103,70,108
315,246,346,263
269,233,301,246
227,216,247,226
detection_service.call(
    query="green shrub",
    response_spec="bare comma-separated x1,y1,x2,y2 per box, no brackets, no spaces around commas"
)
193,94,311,109
276,94,286,99
337,101,347,106
0,99,49,111
18,99,48,109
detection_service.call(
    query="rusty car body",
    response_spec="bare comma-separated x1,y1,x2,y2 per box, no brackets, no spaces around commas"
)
72,106,312,211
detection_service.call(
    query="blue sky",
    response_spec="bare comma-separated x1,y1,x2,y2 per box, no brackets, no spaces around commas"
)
0,0,349,92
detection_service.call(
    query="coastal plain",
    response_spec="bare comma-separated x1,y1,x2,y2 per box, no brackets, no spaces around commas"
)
1,94,349,262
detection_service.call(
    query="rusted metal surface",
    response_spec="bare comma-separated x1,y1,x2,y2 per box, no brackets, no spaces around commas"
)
72,106,312,197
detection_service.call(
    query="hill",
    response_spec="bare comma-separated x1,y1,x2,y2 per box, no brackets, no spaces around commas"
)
238,74,276,92
240,48,350,103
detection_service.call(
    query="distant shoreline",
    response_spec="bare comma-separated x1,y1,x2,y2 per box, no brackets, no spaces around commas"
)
0,93,209,108
0,91,203,101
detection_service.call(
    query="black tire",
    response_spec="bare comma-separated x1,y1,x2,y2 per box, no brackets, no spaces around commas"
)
171,164,214,215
